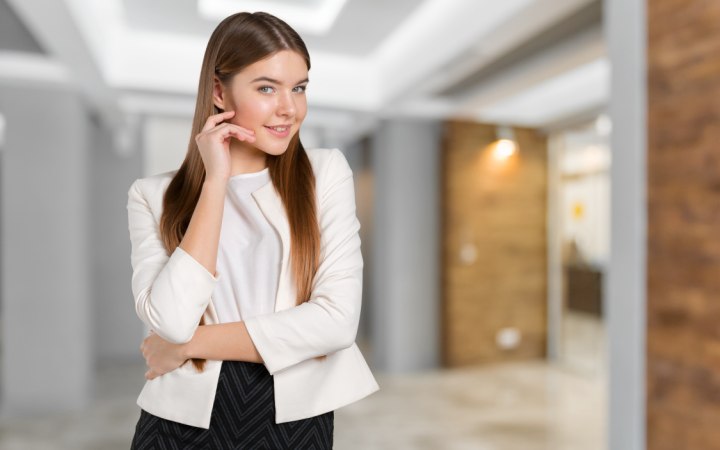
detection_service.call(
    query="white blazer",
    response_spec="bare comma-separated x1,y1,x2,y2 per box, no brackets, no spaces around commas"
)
127,147,379,429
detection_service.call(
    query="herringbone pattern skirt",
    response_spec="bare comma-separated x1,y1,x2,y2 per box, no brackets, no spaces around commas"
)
130,360,334,449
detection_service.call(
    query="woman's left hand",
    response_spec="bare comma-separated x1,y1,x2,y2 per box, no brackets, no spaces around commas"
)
140,331,189,380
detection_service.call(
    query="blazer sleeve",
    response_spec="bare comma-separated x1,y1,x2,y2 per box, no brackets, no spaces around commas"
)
243,149,364,375
127,178,220,344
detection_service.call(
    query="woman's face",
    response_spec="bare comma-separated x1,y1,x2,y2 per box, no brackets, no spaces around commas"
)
213,49,309,157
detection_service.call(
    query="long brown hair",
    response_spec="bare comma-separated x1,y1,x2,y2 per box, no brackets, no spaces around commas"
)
159,12,321,371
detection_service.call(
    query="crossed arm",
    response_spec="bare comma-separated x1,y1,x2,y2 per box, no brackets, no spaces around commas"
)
141,322,262,380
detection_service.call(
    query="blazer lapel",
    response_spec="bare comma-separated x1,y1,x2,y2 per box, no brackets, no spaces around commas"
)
251,181,296,312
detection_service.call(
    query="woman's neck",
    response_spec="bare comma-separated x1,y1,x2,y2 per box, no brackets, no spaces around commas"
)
229,143,268,176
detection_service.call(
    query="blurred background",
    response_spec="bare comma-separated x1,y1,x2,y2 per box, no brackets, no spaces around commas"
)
0,0,713,449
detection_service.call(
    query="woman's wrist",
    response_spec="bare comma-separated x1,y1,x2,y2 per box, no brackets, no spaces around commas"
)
183,326,203,360
203,177,228,192
179,322,262,363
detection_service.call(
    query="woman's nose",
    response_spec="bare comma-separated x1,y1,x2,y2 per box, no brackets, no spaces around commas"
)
276,92,296,117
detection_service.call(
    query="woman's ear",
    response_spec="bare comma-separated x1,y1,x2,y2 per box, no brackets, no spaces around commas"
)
212,76,225,112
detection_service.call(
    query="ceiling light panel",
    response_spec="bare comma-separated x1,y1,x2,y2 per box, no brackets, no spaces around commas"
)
197,0,348,35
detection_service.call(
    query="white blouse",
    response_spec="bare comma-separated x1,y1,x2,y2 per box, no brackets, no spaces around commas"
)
213,167,280,323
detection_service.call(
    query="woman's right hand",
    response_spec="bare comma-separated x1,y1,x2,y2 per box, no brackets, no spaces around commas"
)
194,110,256,183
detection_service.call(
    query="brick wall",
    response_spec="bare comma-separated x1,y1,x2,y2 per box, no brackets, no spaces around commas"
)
647,1,720,448
442,120,548,366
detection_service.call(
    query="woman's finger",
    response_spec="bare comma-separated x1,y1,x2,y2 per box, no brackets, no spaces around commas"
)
197,122,255,146
201,110,236,132
223,122,256,138
227,126,256,143
217,124,256,143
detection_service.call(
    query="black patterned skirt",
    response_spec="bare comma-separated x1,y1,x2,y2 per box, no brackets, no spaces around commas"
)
130,360,334,449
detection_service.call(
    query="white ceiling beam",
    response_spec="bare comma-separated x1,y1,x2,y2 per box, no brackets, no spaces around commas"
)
6,0,122,128
455,23,605,114
408,0,598,99
0,51,71,86
473,57,610,127
370,0,534,105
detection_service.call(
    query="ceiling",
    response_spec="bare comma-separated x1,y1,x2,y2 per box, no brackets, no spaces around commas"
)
0,0,607,146
122,0,419,57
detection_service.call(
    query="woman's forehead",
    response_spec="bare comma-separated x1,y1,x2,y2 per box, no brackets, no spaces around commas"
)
237,51,308,83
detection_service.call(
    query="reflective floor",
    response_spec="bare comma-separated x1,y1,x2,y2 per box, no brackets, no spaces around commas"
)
0,358,605,450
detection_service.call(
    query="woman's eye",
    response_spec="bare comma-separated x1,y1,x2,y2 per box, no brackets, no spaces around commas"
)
258,85,306,94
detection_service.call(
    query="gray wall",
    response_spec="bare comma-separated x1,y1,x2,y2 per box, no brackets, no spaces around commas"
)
370,119,441,373
0,83,93,413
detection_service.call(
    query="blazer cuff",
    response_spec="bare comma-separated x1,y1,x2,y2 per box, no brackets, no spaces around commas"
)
244,316,286,375
139,245,221,343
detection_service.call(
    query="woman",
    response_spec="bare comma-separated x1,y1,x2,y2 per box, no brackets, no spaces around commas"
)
127,11,379,449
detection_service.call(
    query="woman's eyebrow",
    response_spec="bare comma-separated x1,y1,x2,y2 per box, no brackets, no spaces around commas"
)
251,76,309,85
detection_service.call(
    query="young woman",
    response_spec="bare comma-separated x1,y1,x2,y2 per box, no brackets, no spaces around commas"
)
127,11,379,449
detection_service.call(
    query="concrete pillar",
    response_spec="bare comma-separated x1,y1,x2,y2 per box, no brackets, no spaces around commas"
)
341,138,374,348
89,114,143,362
370,119,441,373
605,0,646,448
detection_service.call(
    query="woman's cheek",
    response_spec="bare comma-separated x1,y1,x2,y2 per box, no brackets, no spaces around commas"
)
238,102,271,129
231,111,259,133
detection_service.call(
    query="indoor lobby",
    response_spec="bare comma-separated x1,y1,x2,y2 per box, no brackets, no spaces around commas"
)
0,0,713,449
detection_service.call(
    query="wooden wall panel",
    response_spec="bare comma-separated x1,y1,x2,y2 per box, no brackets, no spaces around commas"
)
441,120,547,367
648,0,720,448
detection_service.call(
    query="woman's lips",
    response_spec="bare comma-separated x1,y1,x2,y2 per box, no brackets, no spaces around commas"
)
264,125,291,138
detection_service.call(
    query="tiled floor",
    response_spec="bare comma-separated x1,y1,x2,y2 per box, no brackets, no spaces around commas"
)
561,311,607,378
0,357,605,450
335,360,606,450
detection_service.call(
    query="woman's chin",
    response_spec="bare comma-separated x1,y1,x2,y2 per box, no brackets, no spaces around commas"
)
257,143,292,156
232,140,289,157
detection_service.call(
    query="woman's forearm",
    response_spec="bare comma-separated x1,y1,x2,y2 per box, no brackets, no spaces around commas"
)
183,322,263,363
178,179,227,277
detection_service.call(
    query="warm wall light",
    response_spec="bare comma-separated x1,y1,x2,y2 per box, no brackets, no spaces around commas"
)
492,125,517,161
493,139,517,160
